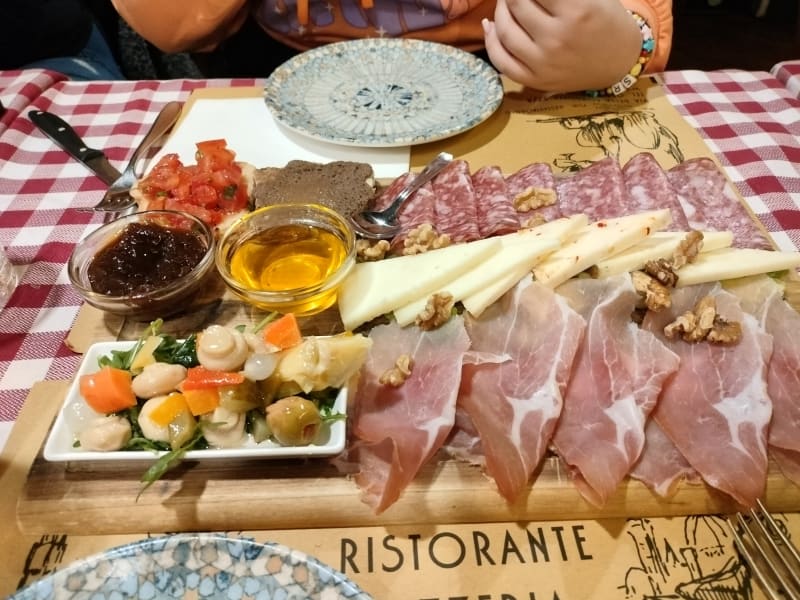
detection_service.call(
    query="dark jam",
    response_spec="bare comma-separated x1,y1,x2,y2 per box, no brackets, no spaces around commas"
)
88,222,206,296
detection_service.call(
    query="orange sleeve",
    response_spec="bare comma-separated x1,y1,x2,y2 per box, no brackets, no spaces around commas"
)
110,0,249,53
620,0,673,73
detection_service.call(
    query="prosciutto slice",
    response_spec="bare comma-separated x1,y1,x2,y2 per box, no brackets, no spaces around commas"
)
457,280,585,502
552,275,680,507
630,419,700,497
728,275,800,487
642,283,773,508
345,317,471,514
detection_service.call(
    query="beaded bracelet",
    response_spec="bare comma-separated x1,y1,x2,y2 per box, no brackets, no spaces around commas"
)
585,11,655,97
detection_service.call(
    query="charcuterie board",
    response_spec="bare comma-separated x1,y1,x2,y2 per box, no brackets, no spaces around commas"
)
19,79,800,535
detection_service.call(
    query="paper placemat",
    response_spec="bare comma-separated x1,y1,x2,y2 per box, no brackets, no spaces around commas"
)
147,87,410,179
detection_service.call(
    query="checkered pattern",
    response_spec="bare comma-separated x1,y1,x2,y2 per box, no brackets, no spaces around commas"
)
1,67,799,448
771,60,800,99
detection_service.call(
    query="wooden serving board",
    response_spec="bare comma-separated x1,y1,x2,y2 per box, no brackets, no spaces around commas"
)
15,379,800,536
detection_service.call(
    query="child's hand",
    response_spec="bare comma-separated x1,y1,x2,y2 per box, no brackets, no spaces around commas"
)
483,0,644,94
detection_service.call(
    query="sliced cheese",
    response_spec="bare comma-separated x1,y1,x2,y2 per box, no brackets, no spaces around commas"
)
593,230,734,277
337,237,502,331
393,233,560,326
674,248,800,287
533,209,672,288
458,215,618,319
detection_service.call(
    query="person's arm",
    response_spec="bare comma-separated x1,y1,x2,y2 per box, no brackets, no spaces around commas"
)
110,0,249,53
483,0,671,94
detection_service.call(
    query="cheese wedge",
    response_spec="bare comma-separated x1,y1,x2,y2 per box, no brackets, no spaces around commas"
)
674,248,800,287
533,209,672,288
455,215,592,319
593,230,734,277
393,233,559,326
337,237,502,331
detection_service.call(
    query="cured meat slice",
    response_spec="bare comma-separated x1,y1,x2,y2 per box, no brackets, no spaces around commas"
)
552,275,680,507
555,156,631,222
458,280,585,502
728,275,800,487
471,165,520,237
630,419,700,496
642,283,773,508
432,160,481,242
345,317,471,514
622,153,690,231
667,158,772,249
504,162,561,222
371,173,411,211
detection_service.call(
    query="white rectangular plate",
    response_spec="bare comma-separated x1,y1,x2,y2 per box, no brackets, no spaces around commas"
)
44,341,348,462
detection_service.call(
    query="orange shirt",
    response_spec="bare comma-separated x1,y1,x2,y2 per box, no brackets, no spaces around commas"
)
111,0,672,72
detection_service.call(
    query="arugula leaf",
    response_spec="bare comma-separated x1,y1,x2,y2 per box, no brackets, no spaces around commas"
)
137,426,206,500
153,333,198,367
97,319,164,370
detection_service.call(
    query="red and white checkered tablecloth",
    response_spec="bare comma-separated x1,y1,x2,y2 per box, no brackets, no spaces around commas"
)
0,67,799,450
771,59,800,99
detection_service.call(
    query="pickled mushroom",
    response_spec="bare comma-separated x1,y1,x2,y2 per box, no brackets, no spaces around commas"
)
131,362,187,399
78,416,132,451
197,325,249,371
274,333,372,393
266,396,321,446
201,406,246,448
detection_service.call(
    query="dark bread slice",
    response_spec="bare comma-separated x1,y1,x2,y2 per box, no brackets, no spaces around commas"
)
252,160,376,217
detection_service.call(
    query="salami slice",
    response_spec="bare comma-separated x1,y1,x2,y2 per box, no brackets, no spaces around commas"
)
622,153,690,231
505,162,561,222
432,160,481,242
667,158,772,249
371,173,412,211
555,156,631,222
471,165,520,237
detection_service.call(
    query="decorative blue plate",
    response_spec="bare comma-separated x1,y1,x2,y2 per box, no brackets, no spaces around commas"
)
11,533,373,599
264,38,504,147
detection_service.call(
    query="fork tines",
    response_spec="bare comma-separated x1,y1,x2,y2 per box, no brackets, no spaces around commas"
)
727,499,800,600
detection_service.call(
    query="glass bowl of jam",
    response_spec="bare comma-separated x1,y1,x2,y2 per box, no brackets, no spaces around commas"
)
215,203,356,316
68,210,216,321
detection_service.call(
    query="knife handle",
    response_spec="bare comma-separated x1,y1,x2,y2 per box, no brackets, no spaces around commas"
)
29,110,107,166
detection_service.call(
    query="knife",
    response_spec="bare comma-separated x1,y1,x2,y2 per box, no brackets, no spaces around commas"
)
29,110,122,185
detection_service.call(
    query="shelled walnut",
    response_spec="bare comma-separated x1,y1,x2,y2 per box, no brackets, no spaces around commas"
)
379,354,414,386
514,188,556,212
355,238,390,261
402,223,452,255
631,270,671,311
415,292,454,330
664,295,742,345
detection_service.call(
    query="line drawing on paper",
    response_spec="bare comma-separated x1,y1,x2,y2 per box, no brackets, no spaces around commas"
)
535,110,684,172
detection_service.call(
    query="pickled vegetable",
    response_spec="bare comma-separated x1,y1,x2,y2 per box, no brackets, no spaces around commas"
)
218,379,261,413
266,396,322,446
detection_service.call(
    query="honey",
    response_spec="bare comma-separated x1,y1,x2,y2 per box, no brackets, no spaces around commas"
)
226,222,350,314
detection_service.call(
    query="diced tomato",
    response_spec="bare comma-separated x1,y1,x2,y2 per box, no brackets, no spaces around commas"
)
137,139,249,227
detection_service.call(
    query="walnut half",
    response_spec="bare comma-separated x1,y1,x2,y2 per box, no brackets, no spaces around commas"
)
631,270,672,312
663,295,742,345
356,239,390,261
402,223,452,255
379,354,414,387
415,292,455,331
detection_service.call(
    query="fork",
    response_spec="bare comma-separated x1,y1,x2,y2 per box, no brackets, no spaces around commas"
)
90,101,183,213
727,499,800,600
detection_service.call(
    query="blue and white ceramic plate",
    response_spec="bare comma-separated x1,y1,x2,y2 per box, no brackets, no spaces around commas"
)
12,534,373,599
264,38,504,147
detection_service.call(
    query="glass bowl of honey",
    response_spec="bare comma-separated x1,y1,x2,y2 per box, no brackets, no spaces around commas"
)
215,203,356,316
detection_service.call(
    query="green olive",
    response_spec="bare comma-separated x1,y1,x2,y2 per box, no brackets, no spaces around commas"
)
265,396,322,446
218,380,261,413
